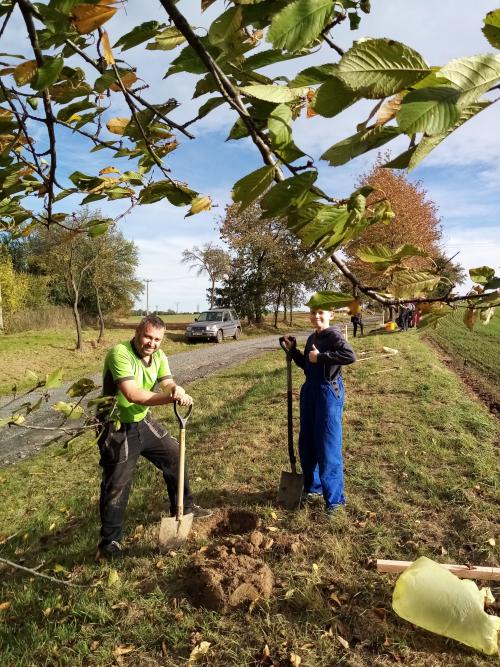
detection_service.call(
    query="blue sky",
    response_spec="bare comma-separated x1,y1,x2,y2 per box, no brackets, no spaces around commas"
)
3,0,499,312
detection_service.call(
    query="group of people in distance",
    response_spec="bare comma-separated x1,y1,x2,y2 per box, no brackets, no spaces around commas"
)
95,308,356,560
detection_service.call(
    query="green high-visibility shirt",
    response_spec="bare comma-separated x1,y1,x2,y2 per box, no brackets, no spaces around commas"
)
102,340,172,423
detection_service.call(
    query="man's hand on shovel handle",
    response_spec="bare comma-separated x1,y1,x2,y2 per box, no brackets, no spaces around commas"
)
171,385,193,406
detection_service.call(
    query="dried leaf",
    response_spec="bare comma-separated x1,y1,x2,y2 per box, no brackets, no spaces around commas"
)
13,60,37,86
113,645,135,656
101,30,115,65
0,602,11,611
110,71,138,91
185,195,212,217
72,2,117,34
99,166,120,175
487,537,496,546
375,93,403,126
188,641,211,663
106,117,129,135
289,653,301,666
463,307,478,331
337,635,349,650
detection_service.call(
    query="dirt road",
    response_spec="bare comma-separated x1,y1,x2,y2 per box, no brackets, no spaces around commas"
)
0,334,306,467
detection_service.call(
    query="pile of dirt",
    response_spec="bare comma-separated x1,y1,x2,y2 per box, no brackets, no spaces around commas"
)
184,510,302,610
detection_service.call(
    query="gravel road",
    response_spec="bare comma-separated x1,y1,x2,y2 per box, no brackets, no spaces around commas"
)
0,334,306,467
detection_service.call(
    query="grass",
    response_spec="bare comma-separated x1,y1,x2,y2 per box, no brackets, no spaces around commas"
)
424,310,500,409
0,330,499,666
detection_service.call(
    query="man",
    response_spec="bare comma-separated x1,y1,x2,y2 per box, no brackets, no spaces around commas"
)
350,312,364,337
96,315,211,560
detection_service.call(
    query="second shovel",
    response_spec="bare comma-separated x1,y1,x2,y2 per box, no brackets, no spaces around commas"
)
277,337,303,509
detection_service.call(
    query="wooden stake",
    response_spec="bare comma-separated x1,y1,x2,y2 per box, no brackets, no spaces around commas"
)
376,559,500,581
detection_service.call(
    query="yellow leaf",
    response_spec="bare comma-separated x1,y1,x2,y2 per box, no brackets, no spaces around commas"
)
487,538,496,546
110,71,138,92
66,113,82,123
113,645,135,656
107,568,120,586
188,641,211,663
0,602,11,611
348,298,361,315
49,522,56,531
99,166,120,175
106,117,129,135
290,653,301,667
52,563,65,573
463,307,477,331
337,635,349,650
43,607,53,617
100,29,115,65
186,195,212,217
13,60,37,86
266,526,279,533
72,3,117,35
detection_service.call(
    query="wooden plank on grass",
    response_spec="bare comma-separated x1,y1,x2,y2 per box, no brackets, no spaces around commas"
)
376,559,500,581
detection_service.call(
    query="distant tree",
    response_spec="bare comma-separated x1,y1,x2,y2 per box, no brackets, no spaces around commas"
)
182,243,231,308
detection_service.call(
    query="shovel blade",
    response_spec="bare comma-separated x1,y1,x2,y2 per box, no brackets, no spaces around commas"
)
158,512,194,552
277,471,303,510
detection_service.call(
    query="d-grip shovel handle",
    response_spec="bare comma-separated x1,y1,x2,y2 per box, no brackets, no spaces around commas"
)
173,400,193,429
173,401,192,520
278,337,297,474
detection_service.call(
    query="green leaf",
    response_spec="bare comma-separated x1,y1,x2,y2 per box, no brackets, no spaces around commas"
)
482,9,500,49
337,38,430,98
348,11,361,30
313,75,359,117
405,100,491,171
437,54,500,106
164,42,214,78
114,21,165,51
356,244,428,271
261,171,317,217
57,99,95,122
397,86,461,135
390,270,441,298
267,103,292,147
67,378,97,398
208,7,242,46
289,63,336,87
239,84,308,103
321,126,399,166
32,56,64,91
295,205,351,250
469,266,495,285
244,49,304,72
147,26,186,51
231,164,275,212
306,291,354,310
197,96,225,120
417,310,452,331
87,219,111,237
267,0,333,52
45,368,63,389
138,181,195,206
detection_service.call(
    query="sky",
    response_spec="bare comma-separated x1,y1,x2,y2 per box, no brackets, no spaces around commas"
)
3,0,499,312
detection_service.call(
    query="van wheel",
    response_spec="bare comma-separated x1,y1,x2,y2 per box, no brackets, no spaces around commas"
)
233,327,241,340
216,329,223,343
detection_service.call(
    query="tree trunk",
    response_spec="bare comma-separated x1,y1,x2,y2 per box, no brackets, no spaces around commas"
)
273,285,282,328
72,295,83,351
95,284,105,343
289,293,293,327
210,278,215,308
283,298,287,322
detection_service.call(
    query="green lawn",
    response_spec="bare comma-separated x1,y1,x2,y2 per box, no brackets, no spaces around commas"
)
0,331,498,666
425,309,500,408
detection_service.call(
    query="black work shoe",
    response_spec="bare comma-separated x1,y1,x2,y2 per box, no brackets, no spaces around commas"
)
95,540,123,561
186,504,213,519
300,492,322,507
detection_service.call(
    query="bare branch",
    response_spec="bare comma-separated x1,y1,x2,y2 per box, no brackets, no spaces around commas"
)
0,556,87,588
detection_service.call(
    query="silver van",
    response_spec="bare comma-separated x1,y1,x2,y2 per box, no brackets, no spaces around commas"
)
184,309,242,343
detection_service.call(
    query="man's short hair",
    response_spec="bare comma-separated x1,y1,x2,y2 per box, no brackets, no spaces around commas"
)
137,315,165,330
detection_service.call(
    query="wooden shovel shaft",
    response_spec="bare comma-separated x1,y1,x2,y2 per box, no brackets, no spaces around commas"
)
176,427,185,520
376,559,500,581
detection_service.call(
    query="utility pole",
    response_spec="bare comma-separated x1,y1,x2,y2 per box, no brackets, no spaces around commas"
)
176,301,179,313
0,282,4,333
144,279,152,315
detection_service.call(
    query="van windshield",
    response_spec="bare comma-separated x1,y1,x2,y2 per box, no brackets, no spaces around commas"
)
198,311,223,322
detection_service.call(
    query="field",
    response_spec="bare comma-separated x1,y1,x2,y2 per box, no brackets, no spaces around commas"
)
0,329,498,666
425,311,500,413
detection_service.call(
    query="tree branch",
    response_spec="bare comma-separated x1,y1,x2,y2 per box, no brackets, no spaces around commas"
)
0,556,86,588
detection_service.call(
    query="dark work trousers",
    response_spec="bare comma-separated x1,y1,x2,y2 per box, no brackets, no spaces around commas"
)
298,361,345,509
353,321,363,337
98,415,194,547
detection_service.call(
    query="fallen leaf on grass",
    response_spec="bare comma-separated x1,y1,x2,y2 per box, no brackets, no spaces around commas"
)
49,523,56,531
266,526,279,533
0,602,11,611
188,641,211,663
329,592,342,606
107,568,120,586
90,640,100,651
487,538,496,546
337,635,349,650
289,653,301,666
113,645,135,657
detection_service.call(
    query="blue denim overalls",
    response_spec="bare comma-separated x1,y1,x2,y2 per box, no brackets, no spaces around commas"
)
298,345,346,509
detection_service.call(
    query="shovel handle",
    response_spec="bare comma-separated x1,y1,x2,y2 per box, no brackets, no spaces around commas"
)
173,400,193,429
278,336,295,355
278,338,297,471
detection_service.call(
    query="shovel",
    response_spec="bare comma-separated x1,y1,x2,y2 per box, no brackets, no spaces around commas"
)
277,337,303,509
159,401,194,551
